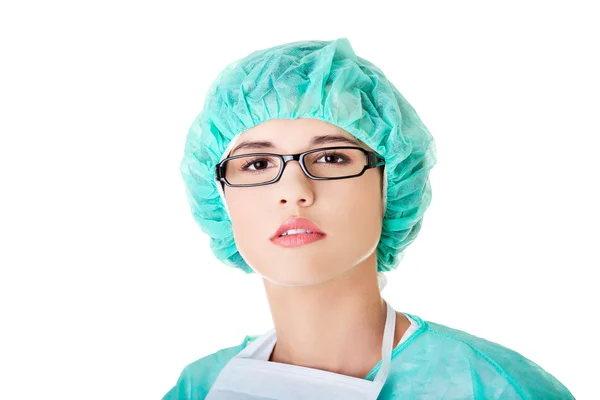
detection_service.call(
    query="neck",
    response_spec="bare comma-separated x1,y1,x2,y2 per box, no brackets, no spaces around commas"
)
262,251,410,379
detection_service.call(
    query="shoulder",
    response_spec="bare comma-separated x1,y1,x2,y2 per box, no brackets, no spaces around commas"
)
161,334,260,400
383,314,574,399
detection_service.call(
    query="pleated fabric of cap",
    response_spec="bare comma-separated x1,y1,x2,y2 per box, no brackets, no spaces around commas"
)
180,37,437,275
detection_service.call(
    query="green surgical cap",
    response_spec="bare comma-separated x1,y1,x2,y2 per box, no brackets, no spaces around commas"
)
180,37,437,274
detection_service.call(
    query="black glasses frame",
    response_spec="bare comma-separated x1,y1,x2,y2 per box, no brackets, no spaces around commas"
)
215,146,386,188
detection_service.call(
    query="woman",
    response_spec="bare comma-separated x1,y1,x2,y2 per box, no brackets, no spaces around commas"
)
163,38,573,399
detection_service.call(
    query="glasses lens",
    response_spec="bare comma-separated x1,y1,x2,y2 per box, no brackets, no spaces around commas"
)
224,148,368,185
304,148,367,178
225,155,282,185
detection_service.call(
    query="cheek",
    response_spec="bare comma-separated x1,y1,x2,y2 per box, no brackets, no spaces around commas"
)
322,173,383,235
225,189,270,248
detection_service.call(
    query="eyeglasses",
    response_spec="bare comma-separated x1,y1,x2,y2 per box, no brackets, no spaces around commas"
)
215,146,385,187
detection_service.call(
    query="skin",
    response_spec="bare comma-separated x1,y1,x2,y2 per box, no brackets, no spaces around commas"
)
223,118,411,379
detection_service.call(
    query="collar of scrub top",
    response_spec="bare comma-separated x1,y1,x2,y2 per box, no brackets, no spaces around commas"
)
236,298,398,385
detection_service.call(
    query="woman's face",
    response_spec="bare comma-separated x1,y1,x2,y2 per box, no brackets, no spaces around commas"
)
223,118,384,287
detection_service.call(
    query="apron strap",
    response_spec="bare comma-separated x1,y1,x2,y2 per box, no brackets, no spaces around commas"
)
373,299,396,385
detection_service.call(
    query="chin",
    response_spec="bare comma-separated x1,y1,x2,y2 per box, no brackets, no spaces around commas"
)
258,262,351,287
263,274,338,287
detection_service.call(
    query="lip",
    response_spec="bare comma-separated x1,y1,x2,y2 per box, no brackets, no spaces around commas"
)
271,232,325,248
270,217,326,248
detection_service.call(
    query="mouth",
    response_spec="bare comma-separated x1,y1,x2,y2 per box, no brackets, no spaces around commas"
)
270,217,325,240
271,231,326,248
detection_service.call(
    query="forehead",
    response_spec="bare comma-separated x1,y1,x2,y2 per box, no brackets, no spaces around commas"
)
230,118,371,155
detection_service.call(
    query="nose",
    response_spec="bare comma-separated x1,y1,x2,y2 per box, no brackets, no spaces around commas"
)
277,159,315,207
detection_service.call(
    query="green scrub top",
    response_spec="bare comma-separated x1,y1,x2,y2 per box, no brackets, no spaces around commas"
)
162,313,574,399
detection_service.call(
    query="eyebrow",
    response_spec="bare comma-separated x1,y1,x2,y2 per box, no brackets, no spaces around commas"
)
229,135,362,156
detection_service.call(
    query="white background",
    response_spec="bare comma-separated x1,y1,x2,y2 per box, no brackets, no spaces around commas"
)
1,1,598,399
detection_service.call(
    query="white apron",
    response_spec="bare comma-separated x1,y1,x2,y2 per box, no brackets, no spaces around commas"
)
205,300,397,400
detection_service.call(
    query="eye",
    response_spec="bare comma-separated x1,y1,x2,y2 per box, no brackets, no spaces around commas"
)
240,157,276,172
315,151,349,164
